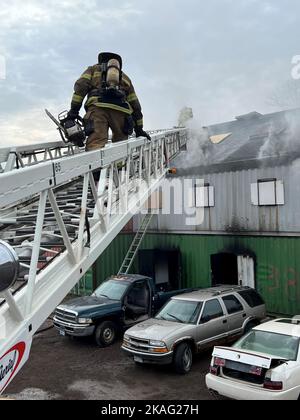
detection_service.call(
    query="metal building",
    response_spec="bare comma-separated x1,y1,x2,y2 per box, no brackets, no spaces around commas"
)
95,108,300,315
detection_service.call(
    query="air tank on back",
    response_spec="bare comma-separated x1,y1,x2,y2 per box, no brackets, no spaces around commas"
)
106,59,121,89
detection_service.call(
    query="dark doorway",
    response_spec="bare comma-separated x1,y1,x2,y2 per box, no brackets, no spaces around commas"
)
211,253,238,286
138,249,182,291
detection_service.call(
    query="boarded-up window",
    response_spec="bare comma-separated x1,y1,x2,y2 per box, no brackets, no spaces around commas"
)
196,184,215,208
251,179,285,206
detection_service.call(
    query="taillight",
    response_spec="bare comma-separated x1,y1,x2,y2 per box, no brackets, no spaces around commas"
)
214,357,226,367
263,380,283,391
210,366,219,376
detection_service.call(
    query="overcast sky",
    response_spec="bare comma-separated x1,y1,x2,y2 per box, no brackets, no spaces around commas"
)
0,0,299,146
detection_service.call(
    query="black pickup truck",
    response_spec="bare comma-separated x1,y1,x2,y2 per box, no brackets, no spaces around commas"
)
53,274,195,347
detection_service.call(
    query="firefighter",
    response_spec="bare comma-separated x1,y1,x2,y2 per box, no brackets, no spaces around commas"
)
67,52,151,152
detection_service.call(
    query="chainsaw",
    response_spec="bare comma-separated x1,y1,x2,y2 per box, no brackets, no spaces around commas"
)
45,109,86,148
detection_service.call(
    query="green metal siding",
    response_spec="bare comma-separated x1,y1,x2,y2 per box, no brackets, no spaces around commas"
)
73,269,94,296
94,234,136,283
94,233,300,316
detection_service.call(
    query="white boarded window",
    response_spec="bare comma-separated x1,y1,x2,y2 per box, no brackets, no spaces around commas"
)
251,179,285,206
196,184,215,208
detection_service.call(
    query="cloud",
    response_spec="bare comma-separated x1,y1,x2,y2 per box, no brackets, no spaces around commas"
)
1,0,300,145
0,104,64,146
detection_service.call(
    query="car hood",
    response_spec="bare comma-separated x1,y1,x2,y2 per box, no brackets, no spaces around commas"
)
57,296,122,317
126,318,193,342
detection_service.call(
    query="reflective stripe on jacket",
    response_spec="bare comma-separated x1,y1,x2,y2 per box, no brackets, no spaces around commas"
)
71,64,144,128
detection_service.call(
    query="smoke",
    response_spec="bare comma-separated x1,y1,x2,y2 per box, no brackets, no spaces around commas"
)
258,122,285,160
175,117,213,170
291,158,300,179
258,111,300,160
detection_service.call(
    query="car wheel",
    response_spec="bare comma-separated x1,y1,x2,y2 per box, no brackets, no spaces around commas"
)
94,321,117,347
173,342,193,374
244,321,256,334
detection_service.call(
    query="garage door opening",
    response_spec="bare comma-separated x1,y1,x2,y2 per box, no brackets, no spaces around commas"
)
211,253,255,289
138,249,182,291
211,253,238,286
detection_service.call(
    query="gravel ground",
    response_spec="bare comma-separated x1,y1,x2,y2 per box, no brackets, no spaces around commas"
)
4,325,216,400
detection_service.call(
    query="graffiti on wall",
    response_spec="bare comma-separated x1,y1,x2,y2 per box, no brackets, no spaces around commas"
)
258,263,300,305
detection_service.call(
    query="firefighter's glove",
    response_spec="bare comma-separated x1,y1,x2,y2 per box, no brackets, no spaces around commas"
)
135,128,151,141
67,109,79,120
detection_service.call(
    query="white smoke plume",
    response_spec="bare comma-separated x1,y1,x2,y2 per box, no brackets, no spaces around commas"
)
258,110,300,160
175,116,214,171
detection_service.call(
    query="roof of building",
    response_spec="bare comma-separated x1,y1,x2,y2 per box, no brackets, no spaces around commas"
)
177,107,300,175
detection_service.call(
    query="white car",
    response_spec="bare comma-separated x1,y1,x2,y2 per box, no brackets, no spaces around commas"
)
206,318,300,400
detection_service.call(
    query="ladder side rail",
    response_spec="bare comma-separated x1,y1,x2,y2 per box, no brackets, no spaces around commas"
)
0,141,81,173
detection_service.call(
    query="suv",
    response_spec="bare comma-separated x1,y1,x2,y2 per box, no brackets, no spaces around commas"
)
122,286,266,374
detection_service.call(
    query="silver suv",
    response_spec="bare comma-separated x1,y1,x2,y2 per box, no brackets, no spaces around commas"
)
122,286,266,374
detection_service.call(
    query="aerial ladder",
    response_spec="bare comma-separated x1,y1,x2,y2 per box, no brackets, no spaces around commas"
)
0,129,187,393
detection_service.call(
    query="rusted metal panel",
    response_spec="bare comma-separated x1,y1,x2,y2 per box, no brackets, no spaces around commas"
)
122,218,134,233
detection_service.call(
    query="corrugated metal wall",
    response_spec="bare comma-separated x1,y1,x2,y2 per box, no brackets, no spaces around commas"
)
135,164,300,233
94,233,136,282
94,233,300,316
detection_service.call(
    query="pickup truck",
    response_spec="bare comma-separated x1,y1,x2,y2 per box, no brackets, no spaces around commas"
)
53,274,195,347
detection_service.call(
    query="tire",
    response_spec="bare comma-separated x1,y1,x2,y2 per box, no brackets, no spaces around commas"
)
244,321,256,334
173,342,193,374
94,321,117,347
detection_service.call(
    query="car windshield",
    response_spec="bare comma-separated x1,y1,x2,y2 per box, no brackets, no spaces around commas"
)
156,299,202,324
93,280,129,301
233,330,300,361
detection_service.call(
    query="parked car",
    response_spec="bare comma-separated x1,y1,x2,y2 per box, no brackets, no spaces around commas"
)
53,274,196,347
122,286,266,374
206,318,300,400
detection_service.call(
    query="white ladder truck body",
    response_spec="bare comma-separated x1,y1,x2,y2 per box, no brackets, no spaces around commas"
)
0,129,187,393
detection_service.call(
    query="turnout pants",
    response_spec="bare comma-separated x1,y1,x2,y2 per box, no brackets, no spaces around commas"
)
84,106,129,152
